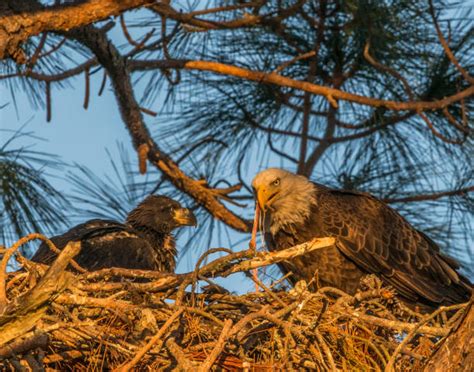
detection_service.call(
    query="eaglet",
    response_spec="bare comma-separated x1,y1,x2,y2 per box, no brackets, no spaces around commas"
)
31,195,196,272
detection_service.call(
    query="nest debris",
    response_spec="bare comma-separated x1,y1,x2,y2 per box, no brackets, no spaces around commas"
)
0,234,470,371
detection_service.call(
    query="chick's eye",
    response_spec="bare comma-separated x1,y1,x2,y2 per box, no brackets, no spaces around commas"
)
273,179,280,186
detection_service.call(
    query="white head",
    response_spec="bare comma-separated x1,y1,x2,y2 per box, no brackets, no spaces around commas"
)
251,168,316,234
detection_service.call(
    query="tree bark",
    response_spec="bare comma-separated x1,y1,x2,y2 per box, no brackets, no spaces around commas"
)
423,298,474,371
0,0,154,61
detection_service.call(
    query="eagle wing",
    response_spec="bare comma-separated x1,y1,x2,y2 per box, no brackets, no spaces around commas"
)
31,219,161,271
319,188,471,306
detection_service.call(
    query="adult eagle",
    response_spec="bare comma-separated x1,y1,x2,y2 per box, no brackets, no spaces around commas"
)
31,195,196,272
252,168,472,308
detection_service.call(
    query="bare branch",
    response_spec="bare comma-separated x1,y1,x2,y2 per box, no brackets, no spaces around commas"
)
133,59,474,112
150,1,305,31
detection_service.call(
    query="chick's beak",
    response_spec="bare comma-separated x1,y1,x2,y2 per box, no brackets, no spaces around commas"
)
173,208,197,227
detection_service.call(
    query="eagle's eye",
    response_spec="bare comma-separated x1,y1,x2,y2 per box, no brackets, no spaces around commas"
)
272,178,280,186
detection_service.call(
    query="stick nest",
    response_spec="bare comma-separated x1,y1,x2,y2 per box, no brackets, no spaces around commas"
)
0,234,470,371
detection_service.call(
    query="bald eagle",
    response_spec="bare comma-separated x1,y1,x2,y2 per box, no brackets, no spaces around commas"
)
252,168,472,308
31,195,196,272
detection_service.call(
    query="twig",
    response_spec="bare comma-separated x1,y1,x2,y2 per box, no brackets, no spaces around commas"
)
198,319,233,371
173,306,225,328
133,59,474,112
33,236,86,274
249,274,287,308
428,0,474,84
98,70,107,96
38,37,66,59
55,293,136,311
116,308,184,371
120,14,141,48
343,310,451,337
0,331,48,357
314,329,337,372
221,238,336,277
189,248,234,307
250,205,260,291
27,32,48,68
45,81,51,122
383,185,474,203
83,67,90,109
274,51,317,73
166,337,195,370
0,233,83,308
385,303,467,371
419,111,463,145
364,41,414,100
140,106,158,116
137,143,149,174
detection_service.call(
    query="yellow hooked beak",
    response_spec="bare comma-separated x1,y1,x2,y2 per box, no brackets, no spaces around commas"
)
256,187,278,211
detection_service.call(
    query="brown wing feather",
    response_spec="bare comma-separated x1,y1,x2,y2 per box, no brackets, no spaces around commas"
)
31,219,165,271
31,220,125,265
319,188,472,306
268,212,366,294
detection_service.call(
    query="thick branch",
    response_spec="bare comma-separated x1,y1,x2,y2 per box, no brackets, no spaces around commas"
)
0,241,80,345
0,0,154,61
69,26,250,233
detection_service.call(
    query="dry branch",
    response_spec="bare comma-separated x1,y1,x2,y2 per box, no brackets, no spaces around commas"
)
422,298,474,372
0,240,80,345
0,234,470,370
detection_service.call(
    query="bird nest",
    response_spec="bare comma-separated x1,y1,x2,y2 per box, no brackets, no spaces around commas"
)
0,234,470,371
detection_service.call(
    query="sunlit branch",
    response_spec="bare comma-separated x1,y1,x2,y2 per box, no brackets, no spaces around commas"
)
3,58,471,121
0,0,154,61
132,59,474,112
